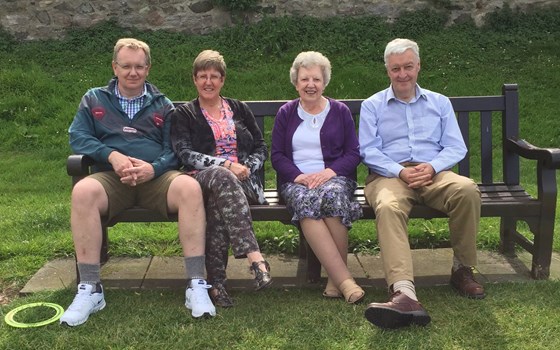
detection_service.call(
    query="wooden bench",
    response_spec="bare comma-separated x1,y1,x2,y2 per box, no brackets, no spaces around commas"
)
67,84,560,282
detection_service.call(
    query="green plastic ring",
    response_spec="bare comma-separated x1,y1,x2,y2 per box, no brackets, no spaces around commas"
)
4,302,64,328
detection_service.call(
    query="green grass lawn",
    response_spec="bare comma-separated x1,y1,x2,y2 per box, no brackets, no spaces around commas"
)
1,7,560,349
2,282,560,349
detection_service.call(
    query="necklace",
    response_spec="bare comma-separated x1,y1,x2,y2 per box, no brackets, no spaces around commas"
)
298,104,325,130
298,99,331,130
309,115,320,129
201,99,223,120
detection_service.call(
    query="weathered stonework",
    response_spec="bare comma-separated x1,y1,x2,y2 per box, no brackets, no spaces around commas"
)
1,0,558,41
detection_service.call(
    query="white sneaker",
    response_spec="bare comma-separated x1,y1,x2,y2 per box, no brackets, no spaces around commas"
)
185,279,216,318
60,283,106,326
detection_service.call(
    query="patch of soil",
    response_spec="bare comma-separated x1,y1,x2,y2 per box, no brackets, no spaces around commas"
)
0,283,19,305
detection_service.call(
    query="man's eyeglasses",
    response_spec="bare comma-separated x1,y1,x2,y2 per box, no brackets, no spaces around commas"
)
195,74,222,82
114,61,149,72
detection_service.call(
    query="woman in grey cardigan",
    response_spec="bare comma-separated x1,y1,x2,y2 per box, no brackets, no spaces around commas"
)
170,50,272,308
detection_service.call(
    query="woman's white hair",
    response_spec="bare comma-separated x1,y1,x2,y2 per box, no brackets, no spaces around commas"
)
384,38,420,66
289,51,332,87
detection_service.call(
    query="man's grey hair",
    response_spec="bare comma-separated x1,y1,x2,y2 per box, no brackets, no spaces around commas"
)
384,38,420,66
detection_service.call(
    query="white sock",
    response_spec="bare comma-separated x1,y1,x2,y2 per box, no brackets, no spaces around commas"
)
392,280,418,301
452,256,462,272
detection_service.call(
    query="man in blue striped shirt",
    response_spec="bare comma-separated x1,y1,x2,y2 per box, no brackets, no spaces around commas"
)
359,38,485,330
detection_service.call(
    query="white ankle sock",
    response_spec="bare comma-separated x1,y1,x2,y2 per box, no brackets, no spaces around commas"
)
392,280,418,301
452,256,462,272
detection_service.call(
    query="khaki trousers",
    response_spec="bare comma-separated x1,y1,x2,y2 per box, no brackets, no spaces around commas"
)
364,170,481,287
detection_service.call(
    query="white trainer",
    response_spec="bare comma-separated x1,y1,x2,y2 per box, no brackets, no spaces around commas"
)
185,279,216,318
60,283,106,326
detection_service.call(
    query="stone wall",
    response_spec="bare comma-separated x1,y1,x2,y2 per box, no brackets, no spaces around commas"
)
1,0,558,41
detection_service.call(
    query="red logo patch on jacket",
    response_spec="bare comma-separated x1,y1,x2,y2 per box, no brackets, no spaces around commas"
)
153,113,164,128
92,107,105,120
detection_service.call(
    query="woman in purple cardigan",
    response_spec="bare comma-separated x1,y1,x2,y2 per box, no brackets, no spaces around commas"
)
271,51,364,303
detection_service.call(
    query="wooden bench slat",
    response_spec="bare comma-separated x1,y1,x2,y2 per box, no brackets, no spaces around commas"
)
458,111,470,177
480,110,494,183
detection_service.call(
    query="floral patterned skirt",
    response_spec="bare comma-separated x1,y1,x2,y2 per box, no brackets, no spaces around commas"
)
280,176,363,228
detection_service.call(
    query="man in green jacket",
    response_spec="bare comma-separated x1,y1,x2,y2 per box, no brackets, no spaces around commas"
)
60,38,215,326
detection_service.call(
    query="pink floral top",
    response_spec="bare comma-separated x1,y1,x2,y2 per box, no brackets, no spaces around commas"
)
201,99,238,163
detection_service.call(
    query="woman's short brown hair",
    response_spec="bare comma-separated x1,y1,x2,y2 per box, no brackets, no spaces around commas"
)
192,50,227,77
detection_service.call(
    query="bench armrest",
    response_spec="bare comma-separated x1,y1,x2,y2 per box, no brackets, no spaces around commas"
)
506,138,560,169
66,154,96,176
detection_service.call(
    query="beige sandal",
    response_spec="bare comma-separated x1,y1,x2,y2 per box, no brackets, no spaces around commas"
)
339,279,365,304
322,278,343,298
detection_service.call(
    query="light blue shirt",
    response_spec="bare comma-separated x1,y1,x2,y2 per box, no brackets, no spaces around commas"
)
359,84,467,178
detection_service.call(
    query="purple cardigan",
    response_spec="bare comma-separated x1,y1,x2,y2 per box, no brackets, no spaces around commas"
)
271,97,360,188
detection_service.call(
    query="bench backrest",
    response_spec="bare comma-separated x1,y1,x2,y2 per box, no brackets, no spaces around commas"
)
174,83,519,188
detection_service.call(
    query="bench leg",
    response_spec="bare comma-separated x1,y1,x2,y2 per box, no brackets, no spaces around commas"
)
297,228,322,283
100,226,109,265
499,217,517,256
305,241,322,283
530,166,557,280
501,216,552,280
530,217,553,280
74,256,80,284
298,230,307,259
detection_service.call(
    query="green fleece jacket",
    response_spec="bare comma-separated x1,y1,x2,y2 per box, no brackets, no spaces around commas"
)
68,78,177,177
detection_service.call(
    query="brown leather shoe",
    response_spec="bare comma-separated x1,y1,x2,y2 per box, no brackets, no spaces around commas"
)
450,265,486,299
364,291,431,329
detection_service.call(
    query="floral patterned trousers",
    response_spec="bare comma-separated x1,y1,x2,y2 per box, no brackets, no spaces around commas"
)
193,166,261,286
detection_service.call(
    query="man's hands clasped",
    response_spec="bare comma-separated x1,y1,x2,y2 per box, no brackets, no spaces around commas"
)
109,151,155,186
399,163,435,189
